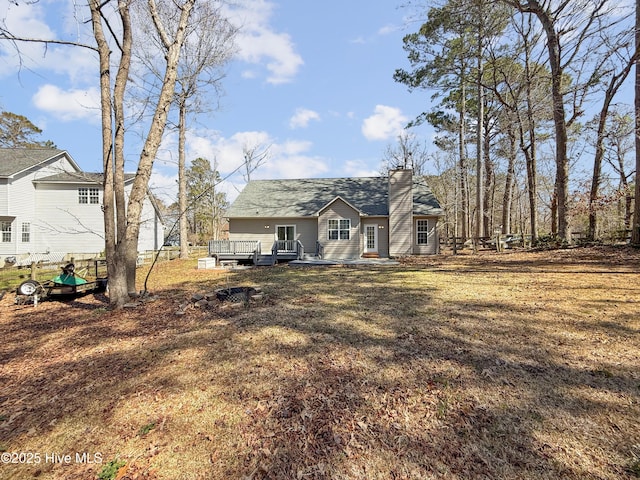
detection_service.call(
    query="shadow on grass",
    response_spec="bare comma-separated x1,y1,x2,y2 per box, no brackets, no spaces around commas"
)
0,262,638,479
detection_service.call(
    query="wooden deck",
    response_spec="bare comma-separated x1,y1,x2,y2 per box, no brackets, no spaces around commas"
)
208,240,304,265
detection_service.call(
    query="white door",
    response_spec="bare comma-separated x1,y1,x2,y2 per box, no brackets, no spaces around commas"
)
276,225,296,251
364,224,378,253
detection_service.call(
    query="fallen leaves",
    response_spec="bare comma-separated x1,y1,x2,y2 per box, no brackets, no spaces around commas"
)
0,247,638,479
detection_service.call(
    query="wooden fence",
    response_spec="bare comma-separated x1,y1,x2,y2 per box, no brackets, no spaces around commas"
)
0,246,210,291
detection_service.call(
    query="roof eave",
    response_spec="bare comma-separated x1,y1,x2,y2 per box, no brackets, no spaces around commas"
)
317,195,365,216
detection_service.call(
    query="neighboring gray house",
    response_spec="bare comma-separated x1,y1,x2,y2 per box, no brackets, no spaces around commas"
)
217,169,442,263
0,148,165,265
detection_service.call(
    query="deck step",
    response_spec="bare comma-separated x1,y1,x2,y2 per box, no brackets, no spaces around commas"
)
255,255,275,266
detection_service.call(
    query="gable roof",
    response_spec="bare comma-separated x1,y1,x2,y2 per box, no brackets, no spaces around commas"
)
227,176,443,218
0,148,78,177
318,195,366,215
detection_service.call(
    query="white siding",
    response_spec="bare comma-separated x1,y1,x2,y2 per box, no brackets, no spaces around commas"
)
34,183,105,255
137,195,164,251
0,154,78,258
0,151,164,263
0,180,8,215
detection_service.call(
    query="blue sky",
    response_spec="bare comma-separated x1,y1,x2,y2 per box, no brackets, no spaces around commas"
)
0,1,433,204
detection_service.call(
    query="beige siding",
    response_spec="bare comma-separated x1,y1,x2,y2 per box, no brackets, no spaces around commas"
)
388,169,413,256
229,217,317,253
318,199,360,259
361,217,389,257
413,217,439,255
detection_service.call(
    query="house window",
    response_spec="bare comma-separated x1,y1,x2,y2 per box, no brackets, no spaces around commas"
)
416,219,430,245
79,187,100,204
328,219,350,240
0,221,11,243
21,222,30,243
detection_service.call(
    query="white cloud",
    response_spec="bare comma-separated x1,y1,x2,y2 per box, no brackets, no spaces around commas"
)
378,24,398,36
0,2,96,81
289,108,320,129
340,159,380,178
361,105,408,141
259,139,328,179
150,129,329,204
225,0,303,84
32,84,101,122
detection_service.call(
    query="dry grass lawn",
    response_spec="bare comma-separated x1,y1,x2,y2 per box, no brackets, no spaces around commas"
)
0,246,639,479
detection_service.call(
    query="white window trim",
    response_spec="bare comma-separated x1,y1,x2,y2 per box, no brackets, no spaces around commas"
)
328,218,351,240
276,224,296,241
416,219,430,245
79,187,100,204
0,221,12,243
21,222,30,243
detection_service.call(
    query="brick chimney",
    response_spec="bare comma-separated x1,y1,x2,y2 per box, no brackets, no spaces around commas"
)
388,168,413,257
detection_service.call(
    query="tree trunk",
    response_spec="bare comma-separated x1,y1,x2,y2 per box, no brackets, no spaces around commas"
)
588,53,635,241
89,0,132,307
459,77,469,241
475,19,484,242
587,113,608,242
503,126,516,234
483,128,493,237
522,16,538,244
633,0,640,245
178,97,189,259
541,14,570,242
507,1,569,241
102,0,195,307
551,188,558,236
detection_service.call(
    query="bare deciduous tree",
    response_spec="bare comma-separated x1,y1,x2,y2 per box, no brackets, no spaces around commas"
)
380,132,430,175
633,0,640,245
1,0,197,307
501,0,630,243
242,142,270,182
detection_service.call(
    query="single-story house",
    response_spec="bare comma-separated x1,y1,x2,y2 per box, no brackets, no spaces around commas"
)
213,168,442,264
0,148,165,265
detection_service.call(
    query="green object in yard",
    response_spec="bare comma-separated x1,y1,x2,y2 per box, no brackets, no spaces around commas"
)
52,273,87,286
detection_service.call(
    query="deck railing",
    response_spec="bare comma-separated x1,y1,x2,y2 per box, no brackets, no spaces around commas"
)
272,240,304,260
208,239,304,263
276,239,297,252
208,240,260,256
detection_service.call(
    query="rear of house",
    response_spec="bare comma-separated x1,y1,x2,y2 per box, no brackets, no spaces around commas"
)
220,168,442,263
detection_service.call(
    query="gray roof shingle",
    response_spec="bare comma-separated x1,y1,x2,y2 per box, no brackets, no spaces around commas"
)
0,148,67,176
34,172,136,184
227,176,443,218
